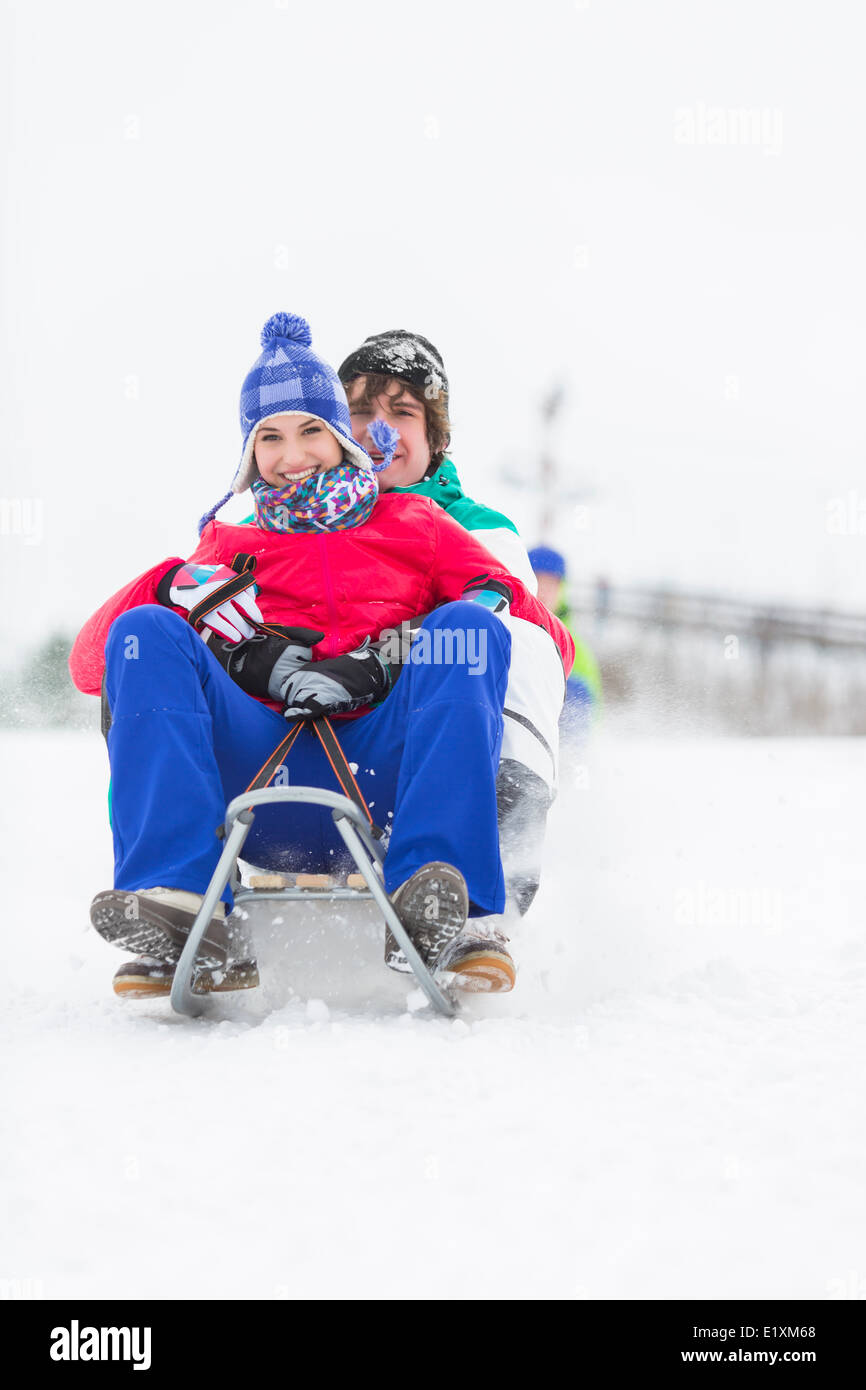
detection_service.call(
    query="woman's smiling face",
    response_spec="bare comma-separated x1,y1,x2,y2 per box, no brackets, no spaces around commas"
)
254,413,344,487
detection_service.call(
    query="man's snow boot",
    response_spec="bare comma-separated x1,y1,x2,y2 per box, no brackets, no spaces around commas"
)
496,758,553,916
111,954,260,999
89,888,259,997
385,862,468,974
439,920,516,993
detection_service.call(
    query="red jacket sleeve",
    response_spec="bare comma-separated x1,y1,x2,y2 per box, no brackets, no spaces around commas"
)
428,507,575,674
68,556,189,695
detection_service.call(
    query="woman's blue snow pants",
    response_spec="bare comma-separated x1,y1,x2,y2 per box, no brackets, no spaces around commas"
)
103,603,510,915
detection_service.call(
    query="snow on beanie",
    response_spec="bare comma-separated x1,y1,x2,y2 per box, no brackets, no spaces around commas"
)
338,329,448,401
198,312,389,534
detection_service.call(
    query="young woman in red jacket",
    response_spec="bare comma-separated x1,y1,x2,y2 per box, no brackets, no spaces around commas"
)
70,313,573,1001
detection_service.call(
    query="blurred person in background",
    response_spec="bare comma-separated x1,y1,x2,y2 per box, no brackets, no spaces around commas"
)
529,545,602,742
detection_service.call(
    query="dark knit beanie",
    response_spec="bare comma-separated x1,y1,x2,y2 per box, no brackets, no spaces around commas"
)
338,330,448,400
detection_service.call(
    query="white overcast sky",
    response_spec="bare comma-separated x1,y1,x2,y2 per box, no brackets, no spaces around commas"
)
2,0,865,663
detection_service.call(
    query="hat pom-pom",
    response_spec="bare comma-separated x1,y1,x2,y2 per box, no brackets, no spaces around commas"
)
261,312,313,348
367,417,400,472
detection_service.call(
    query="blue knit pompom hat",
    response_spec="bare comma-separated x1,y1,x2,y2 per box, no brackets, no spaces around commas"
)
198,311,390,533
237,311,377,488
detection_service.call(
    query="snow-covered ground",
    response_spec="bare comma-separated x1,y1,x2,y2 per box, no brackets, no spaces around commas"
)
2,729,864,1300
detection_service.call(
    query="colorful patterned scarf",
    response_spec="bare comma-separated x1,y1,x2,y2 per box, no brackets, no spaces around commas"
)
251,462,378,533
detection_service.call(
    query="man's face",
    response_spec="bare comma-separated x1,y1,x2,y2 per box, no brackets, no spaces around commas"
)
346,377,431,491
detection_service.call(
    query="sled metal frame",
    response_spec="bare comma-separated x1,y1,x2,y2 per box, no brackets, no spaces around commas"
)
169,786,458,1019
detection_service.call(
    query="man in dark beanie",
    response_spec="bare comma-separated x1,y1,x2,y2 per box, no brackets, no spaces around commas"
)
340,329,567,930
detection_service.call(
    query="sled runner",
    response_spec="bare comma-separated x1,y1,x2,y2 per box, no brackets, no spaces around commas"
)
169,715,460,1018
170,784,459,1018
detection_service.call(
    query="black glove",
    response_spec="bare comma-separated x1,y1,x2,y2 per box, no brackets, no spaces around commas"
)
280,639,392,719
207,626,325,699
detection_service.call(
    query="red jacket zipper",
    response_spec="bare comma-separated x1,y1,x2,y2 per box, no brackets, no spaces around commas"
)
317,533,341,656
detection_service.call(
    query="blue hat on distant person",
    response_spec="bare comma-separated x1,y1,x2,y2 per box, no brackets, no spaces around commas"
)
528,545,567,580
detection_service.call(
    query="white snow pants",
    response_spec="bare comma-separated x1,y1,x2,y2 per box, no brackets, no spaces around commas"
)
499,615,565,792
